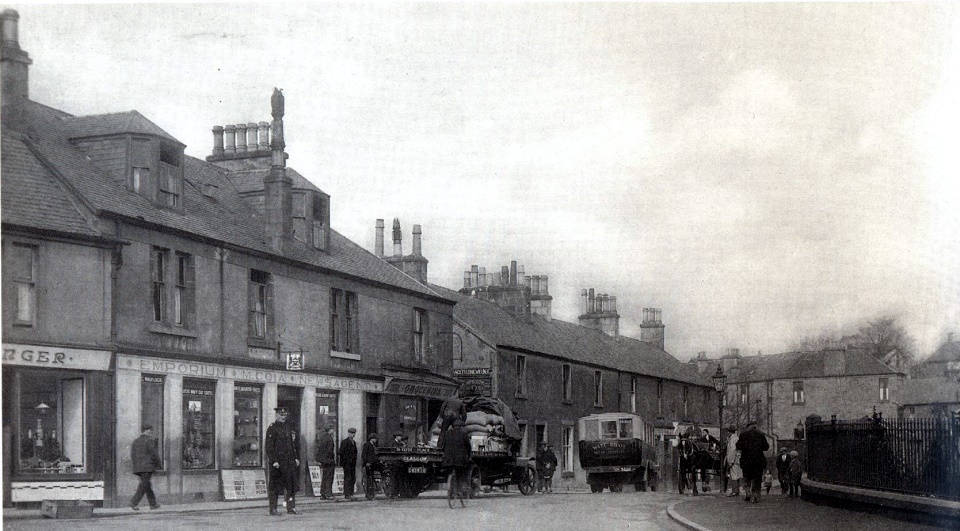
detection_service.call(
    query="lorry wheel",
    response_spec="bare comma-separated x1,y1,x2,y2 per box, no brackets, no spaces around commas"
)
610,484,623,493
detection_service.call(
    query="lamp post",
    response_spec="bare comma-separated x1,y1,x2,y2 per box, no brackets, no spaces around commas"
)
712,365,728,491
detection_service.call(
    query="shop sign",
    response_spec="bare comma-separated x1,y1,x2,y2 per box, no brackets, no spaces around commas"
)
2,344,111,371
117,354,383,391
453,368,491,376
383,377,456,399
220,469,267,500
286,352,303,371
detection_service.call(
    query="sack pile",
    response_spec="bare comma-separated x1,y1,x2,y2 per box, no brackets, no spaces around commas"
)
427,411,507,447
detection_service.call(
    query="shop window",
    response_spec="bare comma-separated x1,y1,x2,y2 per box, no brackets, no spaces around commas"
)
141,375,164,463
182,379,216,470
233,384,262,467
562,364,571,401
248,269,274,344
16,371,85,474
316,390,340,448
561,426,574,473
10,243,37,326
413,308,426,363
365,393,381,438
330,289,359,354
516,355,527,397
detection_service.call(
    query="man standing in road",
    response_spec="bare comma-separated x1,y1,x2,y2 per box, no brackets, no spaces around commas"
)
775,447,793,495
266,407,301,515
316,424,336,500
736,421,769,503
442,419,472,500
129,424,162,511
362,433,381,500
339,428,359,501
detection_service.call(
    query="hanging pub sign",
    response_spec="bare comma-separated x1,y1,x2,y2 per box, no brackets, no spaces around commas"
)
286,352,303,371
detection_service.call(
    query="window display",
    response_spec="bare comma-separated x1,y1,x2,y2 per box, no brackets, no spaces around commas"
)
182,379,215,470
315,390,339,446
141,375,164,462
233,385,262,467
16,371,85,474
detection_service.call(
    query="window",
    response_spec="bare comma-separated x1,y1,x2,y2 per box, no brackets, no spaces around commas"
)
292,193,307,243
234,385,262,467
516,355,527,396
682,386,689,417
739,384,748,405
158,163,181,208
792,381,804,404
562,364,572,401
630,376,637,413
248,269,272,342
536,423,546,446
330,289,359,353
413,308,426,363
316,390,339,448
173,252,194,327
657,380,663,416
312,195,328,250
583,419,599,440
131,167,147,193
10,243,37,325
600,420,617,439
152,247,167,322
618,418,634,438
594,370,603,407
879,378,889,402
561,426,574,473
15,371,86,474
141,375,164,465
182,379,215,470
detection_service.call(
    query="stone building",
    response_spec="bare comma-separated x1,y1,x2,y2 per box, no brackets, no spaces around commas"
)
911,335,960,380
689,348,905,441
1,11,456,508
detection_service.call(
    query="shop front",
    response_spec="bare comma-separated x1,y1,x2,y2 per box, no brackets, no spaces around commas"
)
2,343,114,507
114,354,382,505
380,365,459,445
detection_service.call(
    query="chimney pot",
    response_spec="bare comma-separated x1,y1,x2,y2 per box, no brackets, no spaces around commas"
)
541,275,549,295
246,122,258,153
501,266,509,286
392,218,402,257
471,265,479,288
375,219,385,258
610,295,616,313
412,224,422,256
510,261,518,285
532,275,540,294
463,271,471,289
224,124,237,154
479,267,486,286
588,288,596,313
236,123,248,153
517,264,525,286
2,9,20,48
258,121,270,151
212,126,225,157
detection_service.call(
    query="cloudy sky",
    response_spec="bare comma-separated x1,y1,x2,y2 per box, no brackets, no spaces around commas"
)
16,2,960,360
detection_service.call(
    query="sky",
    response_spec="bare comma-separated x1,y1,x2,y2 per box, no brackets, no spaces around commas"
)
14,2,960,361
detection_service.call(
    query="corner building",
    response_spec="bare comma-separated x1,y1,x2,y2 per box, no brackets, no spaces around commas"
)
1,11,456,508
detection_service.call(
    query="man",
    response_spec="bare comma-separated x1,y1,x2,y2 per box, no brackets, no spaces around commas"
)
438,396,466,448
362,433,381,500
700,429,720,450
265,407,301,515
442,419,471,500
129,424,162,511
339,428,359,501
775,447,793,495
724,428,740,496
392,431,407,448
315,424,336,500
736,421,769,503
540,444,558,493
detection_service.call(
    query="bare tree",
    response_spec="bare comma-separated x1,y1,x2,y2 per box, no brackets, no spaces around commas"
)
857,316,917,362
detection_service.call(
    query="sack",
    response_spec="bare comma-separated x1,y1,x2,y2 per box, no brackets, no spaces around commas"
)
729,464,743,481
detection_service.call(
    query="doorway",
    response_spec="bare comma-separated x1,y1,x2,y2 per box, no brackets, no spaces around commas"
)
276,386,304,492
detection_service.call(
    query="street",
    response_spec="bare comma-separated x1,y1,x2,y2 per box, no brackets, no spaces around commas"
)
4,491,687,531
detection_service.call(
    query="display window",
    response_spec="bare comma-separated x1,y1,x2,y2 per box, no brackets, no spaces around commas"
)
315,390,339,445
15,370,86,474
182,378,215,470
141,375,165,463
233,384,262,467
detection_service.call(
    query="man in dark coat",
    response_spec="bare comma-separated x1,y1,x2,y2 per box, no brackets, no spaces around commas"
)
775,447,793,495
315,425,336,499
362,433,381,499
442,419,472,497
736,421,769,503
265,407,301,515
129,424,162,511
339,428,359,501
536,443,558,493
438,396,466,448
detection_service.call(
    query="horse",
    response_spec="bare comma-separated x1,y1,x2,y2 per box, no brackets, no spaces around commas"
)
677,437,721,495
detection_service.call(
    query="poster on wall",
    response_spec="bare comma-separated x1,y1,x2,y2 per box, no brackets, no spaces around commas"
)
308,465,344,496
221,469,268,500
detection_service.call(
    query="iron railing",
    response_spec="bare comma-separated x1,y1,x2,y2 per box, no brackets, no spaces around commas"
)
806,414,960,501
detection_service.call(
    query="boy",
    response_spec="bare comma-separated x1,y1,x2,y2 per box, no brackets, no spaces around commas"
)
788,451,802,497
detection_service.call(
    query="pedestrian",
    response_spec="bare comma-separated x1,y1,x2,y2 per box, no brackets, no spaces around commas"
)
339,428,359,501
129,424,162,511
315,424,336,500
775,447,792,495
726,450,742,497
442,418,472,500
542,444,558,493
266,407,301,515
438,396,466,448
535,442,549,493
735,421,769,503
362,433,381,500
763,469,773,495
788,451,802,497
392,431,407,448
723,428,739,494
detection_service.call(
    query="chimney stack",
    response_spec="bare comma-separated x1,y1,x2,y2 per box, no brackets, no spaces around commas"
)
639,307,665,350
392,218,402,257
1,9,31,131
375,219,385,257
264,88,292,253
578,288,619,338
379,219,429,283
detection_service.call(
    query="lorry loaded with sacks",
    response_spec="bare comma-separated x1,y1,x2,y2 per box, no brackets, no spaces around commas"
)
376,395,537,498
578,412,659,493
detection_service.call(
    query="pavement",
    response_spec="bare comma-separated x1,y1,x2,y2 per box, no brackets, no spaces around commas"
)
667,486,957,531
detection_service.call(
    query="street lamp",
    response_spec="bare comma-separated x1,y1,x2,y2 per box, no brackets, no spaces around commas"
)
712,365,728,491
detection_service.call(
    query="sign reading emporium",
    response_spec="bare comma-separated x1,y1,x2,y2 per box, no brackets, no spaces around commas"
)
118,354,382,391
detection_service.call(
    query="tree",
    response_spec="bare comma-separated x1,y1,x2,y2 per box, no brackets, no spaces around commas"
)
857,316,917,362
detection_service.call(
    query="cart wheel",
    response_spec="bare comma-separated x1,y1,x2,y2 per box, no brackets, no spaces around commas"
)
590,484,603,493
381,468,398,499
518,467,536,495
467,464,481,499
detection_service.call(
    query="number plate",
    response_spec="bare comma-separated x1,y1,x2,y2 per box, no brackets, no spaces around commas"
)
408,466,427,474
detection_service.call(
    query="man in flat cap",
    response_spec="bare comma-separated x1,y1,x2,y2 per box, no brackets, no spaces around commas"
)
129,424,161,511
339,428,359,501
315,424,336,499
362,433,381,500
736,421,769,503
266,407,301,515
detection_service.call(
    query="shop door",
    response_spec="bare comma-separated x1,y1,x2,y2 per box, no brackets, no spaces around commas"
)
277,386,304,492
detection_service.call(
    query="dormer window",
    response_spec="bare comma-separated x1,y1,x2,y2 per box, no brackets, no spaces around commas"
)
291,191,330,250
128,138,184,211
158,142,182,209
312,194,328,251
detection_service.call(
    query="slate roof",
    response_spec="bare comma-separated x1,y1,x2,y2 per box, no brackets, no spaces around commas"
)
725,349,900,383
225,167,325,195
926,341,960,363
61,111,182,145
900,378,960,405
430,284,712,387
5,99,450,302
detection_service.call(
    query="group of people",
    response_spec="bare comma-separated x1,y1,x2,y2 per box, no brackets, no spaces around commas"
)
723,420,803,503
